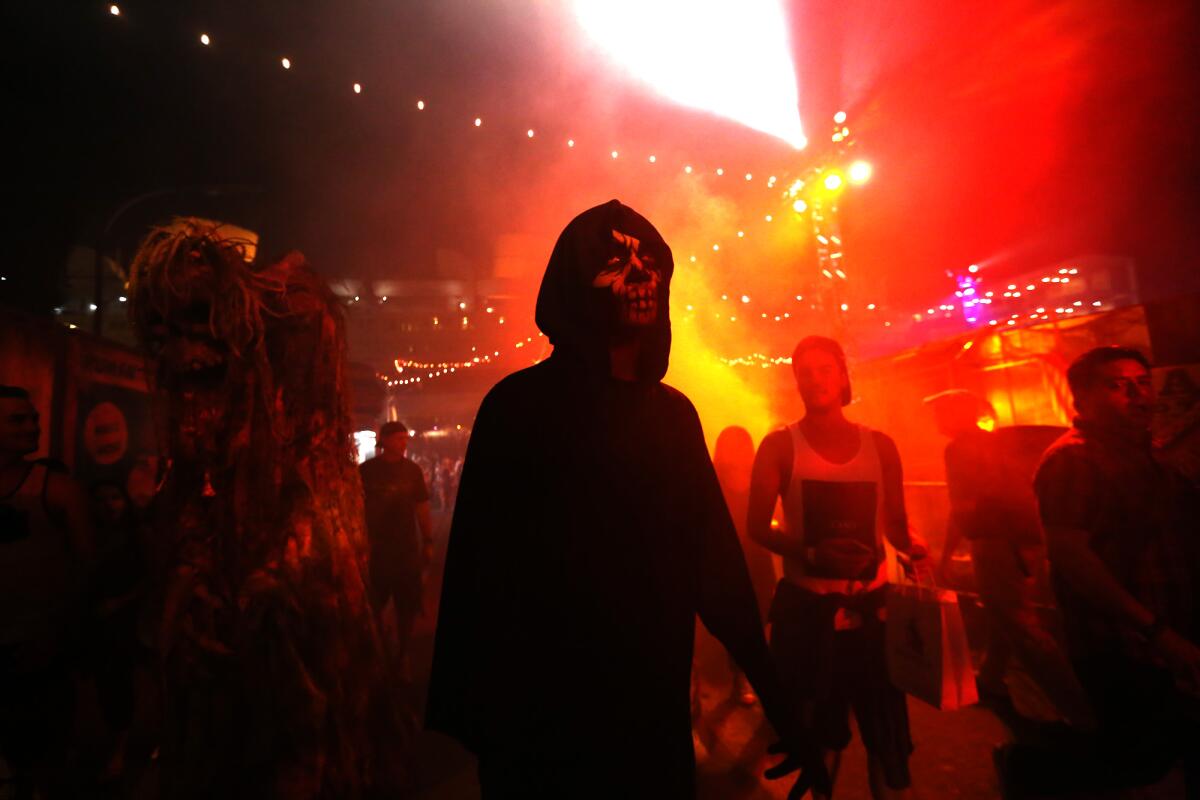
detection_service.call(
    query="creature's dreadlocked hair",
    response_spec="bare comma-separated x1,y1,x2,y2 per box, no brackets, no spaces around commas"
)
128,217,276,357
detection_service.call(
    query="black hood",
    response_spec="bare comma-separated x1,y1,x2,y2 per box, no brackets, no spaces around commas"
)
535,199,674,382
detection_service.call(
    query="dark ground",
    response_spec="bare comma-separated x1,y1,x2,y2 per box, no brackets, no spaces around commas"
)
403,512,1011,800
7,510,1183,799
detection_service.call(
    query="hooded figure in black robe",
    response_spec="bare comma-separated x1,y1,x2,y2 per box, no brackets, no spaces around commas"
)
426,200,826,798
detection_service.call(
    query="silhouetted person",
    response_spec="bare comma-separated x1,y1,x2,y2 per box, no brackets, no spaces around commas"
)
714,425,776,705
426,201,826,799
0,385,92,799
87,478,147,779
360,421,432,673
928,390,1093,728
1034,346,1200,791
748,337,920,800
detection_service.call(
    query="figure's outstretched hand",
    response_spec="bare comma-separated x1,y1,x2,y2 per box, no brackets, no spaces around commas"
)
1153,628,1200,698
764,738,832,799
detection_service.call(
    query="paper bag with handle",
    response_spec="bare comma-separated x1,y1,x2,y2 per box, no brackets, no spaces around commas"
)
885,577,978,710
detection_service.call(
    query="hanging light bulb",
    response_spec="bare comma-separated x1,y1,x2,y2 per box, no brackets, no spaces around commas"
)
848,160,872,184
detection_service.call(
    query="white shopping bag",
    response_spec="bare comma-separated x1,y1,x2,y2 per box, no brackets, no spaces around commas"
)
886,582,978,710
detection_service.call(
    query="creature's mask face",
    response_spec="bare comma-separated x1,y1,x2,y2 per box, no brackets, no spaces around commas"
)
141,278,234,462
591,229,662,328
134,250,242,464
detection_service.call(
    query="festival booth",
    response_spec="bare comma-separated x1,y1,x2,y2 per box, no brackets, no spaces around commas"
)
851,294,1200,555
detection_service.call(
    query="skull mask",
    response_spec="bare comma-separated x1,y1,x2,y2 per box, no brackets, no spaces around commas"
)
592,229,662,327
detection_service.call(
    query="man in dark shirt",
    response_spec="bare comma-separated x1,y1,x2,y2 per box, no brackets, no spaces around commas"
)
1034,346,1200,790
929,391,1093,727
359,421,432,668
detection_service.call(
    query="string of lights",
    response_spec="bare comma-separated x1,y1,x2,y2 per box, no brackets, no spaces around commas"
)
379,263,1115,383
392,333,545,372
340,103,873,380
388,266,1118,383
103,3,790,210
105,6,1108,385
102,3,876,296
385,334,550,388
381,258,1107,382
359,115,873,371
96,3,834,389
717,264,1117,368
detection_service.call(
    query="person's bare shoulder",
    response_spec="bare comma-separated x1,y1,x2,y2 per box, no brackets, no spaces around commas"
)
757,428,792,468
870,429,903,467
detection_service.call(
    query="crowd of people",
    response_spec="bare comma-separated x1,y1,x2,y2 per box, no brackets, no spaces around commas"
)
0,385,154,797
405,455,463,514
1,199,1198,799
424,201,1199,799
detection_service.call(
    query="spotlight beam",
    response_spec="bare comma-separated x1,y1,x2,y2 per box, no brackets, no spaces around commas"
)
572,0,806,148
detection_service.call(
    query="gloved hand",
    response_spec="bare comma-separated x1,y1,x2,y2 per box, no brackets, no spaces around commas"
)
1152,627,1200,698
763,734,832,799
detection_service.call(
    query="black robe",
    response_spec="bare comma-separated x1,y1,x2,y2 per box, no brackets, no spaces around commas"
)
426,201,786,797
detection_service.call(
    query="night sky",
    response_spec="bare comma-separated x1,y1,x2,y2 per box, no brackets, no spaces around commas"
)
6,0,1200,320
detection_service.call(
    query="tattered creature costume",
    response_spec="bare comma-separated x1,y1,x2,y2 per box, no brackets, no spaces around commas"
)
128,219,397,798
427,201,803,797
